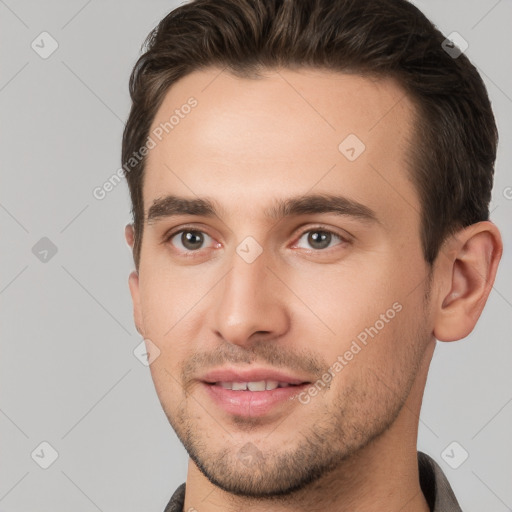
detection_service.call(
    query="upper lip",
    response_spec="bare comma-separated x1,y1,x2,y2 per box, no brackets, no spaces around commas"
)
201,367,312,385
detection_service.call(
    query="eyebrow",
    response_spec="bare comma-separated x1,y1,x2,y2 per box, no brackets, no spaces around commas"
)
146,193,380,225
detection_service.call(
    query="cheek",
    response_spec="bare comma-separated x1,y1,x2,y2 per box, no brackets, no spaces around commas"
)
146,338,192,413
137,274,196,391
284,258,401,341
322,309,423,420
285,259,424,378
138,264,207,335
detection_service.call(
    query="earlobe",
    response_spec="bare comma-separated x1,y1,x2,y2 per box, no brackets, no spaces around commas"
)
433,221,502,342
128,269,144,336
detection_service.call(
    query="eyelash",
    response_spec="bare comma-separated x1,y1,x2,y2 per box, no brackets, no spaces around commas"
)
164,224,350,256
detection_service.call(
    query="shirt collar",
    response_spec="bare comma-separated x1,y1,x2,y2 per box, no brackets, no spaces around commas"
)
418,450,463,511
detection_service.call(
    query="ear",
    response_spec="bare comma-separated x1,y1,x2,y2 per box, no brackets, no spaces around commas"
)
433,221,503,342
125,223,135,249
125,224,144,336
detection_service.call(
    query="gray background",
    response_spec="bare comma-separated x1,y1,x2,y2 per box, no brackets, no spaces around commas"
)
0,0,511,510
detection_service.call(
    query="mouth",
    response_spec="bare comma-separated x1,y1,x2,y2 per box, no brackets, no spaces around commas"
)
199,367,313,418
201,379,311,418
204,380,306,391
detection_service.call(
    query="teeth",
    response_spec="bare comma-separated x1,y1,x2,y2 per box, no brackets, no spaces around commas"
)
265,380,279,390
217,380,295,391
247,381,266,391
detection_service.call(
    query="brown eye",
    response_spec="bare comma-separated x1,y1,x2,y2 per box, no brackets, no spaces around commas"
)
169,230,212,252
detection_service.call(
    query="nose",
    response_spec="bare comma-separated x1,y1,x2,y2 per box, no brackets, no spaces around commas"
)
211,247,290,348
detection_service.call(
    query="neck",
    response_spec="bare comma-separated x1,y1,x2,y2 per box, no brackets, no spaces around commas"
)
183,341,435,512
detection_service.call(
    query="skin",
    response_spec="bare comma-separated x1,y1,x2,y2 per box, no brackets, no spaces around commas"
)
125,68,502,512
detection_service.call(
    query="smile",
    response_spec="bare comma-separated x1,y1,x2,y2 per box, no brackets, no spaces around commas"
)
213,380,300,391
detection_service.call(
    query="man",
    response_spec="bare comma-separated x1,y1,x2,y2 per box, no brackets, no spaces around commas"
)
122,0,503,510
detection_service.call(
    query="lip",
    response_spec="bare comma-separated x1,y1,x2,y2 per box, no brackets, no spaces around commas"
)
201,367,311,386
202,381,310,417
199,366,312,418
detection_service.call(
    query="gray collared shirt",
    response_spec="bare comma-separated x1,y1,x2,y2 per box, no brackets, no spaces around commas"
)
164,451,462,511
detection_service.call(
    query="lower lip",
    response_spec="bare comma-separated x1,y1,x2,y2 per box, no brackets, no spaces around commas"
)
202,382,310,417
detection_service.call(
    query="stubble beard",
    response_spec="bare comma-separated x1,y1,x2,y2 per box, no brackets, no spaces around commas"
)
163,334,426,501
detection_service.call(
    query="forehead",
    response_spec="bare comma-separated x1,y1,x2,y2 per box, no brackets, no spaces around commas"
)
143,67,419,228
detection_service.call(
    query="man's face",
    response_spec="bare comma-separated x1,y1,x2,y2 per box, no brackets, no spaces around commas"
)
128,68,435,496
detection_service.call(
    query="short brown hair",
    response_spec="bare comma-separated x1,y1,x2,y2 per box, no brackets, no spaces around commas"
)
122,0,498,270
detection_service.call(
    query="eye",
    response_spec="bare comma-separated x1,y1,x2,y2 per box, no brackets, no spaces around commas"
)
167,228,218,253
294,228,349,251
